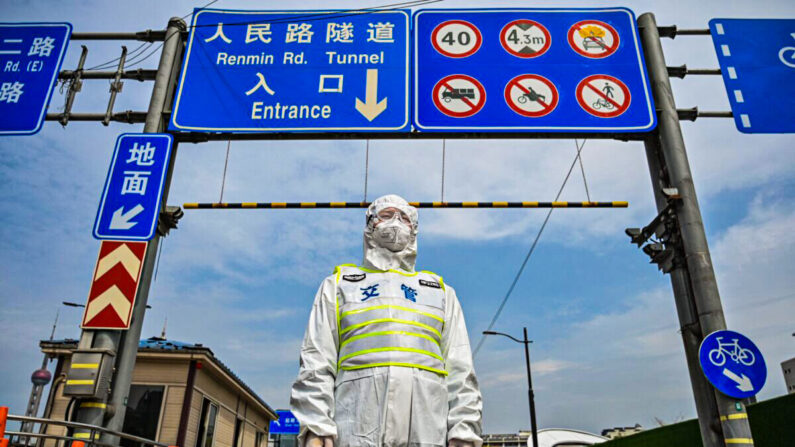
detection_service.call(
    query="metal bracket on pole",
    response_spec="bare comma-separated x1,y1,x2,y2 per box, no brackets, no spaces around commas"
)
667,65,722,79
103,46,127,126
657,25,712,39
60,45,87,126
157,206,183,237
675,107,734,121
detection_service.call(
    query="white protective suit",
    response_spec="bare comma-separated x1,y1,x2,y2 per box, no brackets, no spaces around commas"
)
290,195,483,447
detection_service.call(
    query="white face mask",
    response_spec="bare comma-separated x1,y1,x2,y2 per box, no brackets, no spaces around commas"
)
373,220,412,252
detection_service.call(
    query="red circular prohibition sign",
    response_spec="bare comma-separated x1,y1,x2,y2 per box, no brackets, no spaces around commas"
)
431,20,483,58
500,19,552,58
568,20,620,59
576,74,631,118
504,74,559,117
432,74,486,118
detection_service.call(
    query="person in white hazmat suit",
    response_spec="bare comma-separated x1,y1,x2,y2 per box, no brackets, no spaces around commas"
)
290,194,483,447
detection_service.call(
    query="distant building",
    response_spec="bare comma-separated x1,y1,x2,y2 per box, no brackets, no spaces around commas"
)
600,424,643,439
783,357,795,394
483,429,606,447
39,337,278,447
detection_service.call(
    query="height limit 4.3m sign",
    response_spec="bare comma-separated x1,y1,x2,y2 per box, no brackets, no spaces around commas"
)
169,9,410,133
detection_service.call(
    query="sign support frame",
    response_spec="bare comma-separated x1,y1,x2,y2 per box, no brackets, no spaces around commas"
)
638,13,754,447
69,16,187,443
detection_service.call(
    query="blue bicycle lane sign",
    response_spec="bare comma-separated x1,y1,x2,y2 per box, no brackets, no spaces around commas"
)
698,330,766,399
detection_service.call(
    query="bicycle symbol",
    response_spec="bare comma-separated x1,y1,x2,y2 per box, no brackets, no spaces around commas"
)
708,337,756,367
592,98,614,110
778,32,795,68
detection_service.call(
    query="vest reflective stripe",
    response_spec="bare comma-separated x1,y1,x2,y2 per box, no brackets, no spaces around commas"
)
339,349,447,376
340,331,441,363
339,330,440,350
339,346,444,365
340,307,443,339
341,304,444,324
340,318,441,340
340,362,448,376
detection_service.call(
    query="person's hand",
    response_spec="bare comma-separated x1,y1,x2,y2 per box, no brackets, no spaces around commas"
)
448,439,473,447
305,432,333,447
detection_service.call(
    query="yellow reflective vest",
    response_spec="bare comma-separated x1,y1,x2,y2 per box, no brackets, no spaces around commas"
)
334,264,448,376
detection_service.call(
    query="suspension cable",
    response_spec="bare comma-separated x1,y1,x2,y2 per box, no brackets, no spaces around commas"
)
473,139,588,357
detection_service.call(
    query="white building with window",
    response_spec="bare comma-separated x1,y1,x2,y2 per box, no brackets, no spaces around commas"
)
783,356,795,394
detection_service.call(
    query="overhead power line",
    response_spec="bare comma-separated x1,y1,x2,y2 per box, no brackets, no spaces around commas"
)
473,139,589,357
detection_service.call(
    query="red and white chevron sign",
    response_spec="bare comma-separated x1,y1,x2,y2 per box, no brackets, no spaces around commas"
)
81,240,148,330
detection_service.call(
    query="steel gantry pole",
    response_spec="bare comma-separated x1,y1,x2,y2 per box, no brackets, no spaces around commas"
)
70,17,186,442
103,16,186,442
638,13,754,447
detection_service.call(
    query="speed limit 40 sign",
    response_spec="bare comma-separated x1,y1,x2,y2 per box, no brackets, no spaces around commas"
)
431,20,482,58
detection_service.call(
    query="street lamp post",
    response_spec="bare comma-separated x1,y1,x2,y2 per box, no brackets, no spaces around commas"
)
483,327,539,447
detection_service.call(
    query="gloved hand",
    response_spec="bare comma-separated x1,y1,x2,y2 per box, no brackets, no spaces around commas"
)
448,439,474,447
305,432,334,447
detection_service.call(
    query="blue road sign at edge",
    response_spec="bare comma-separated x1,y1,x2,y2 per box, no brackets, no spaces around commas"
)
0,22,71,135
709,19,795,133
93,134,173,241
270,409,300,435
698,330,766,399
169,9,410,133
413,8,656,133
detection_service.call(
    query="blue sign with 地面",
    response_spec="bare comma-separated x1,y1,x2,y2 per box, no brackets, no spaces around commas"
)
413,8,656,133
698,330,766,399
709,19,795,133
169,9,410,133
0,22,71,135
93,134,173,241
270,409,300,435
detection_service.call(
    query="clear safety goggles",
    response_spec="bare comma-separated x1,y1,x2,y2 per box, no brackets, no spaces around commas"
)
375,207,413,226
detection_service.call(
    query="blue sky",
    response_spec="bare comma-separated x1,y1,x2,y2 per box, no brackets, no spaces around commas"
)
2,0,795,436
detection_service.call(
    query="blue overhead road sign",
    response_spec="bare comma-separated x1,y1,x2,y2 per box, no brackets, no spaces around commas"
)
93,134,173,241
699,330,766,399
169,9,410,133
0,22,71,135
413,8,656,133
270,409,300,435
709,19,795,133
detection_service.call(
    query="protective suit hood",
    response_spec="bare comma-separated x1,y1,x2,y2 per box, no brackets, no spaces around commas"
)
363,194,418,272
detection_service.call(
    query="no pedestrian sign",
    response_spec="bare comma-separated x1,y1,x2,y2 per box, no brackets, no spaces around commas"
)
169,9,410,133
414,8,656,133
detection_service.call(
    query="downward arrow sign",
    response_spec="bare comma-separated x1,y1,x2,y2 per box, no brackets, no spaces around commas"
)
355,69,388,121
723,368,754,392
110,204,144,230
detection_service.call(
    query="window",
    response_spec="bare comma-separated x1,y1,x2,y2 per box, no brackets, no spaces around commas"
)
196,398,219,447
233,419,244,447
121,385,164,447
256,432,265,447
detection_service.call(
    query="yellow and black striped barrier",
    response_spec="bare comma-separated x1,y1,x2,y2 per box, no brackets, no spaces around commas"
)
182,201,629,209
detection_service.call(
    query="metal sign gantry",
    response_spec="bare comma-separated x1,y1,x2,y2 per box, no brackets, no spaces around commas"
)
2,7,777,447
